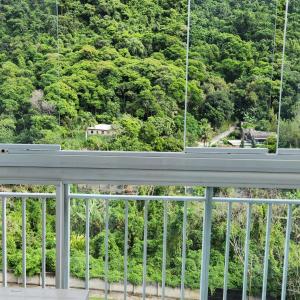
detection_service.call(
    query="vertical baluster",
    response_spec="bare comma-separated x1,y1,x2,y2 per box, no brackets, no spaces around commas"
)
104,199,109,300
85,198,90,290
180,201,188,300
199,187,213,300
63,184,70,289
262,204,272,300
161,201,168,300
281,204,292,300
223,202,232,300
42,198,47,288
2,197,7,287
124,200,129,300
242,204,252,300
55,184,63,289
22,198,27,288
142,200,149,300
55,183,70,289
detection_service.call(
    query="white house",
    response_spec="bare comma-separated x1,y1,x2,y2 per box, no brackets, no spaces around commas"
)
86,124,114,139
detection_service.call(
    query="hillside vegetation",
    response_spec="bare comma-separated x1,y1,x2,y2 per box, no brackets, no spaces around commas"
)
1,1,300,299
0,0,299,149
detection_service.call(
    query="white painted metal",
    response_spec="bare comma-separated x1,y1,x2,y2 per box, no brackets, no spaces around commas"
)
278,148,300,155
0,192,53,198
161,200,168,300
55,184,64,289
55,184,70,289
200,188,213,299
281,204,292,300
242,204,252,300
2,197,7,287
63,184,70,289
223,202,232,300
42,199,47,288
70,193,204,201
262,204,272,300
213,197,300,205
124,200,129,300
22,198,26,288
1,189,299,299
180,201,188,300
0,288,88,300
85,199,90,290
1,144,300,297
142,200,149,300
1,149,300,187
104,199,109,300
186,147,268,154
0,144,60,152
5,192,300,205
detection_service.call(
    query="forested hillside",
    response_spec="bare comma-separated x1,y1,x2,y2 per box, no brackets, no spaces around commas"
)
189,0,300,147
0,0,299,149
1,1,300,299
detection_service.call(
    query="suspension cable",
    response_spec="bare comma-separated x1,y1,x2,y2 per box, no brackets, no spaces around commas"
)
276,0,290,154
183,0,192,152
268,0,279,110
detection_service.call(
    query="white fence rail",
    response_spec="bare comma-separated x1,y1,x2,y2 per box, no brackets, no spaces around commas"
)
1,146,300,299
0,190,298,300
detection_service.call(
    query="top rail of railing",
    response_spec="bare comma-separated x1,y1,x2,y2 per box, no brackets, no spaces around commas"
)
2,191,300,205
0,145,300,188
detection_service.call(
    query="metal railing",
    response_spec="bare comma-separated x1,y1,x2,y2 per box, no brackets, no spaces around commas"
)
1,188,298,300
1,192,54,289
1,145,300,299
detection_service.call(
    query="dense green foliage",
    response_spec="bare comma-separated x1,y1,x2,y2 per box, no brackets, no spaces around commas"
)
1,0,300,299
1,0,299,149
189,0,300,147
0,0,190,150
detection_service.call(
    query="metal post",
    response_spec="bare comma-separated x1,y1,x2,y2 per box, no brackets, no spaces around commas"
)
55,183,70,289
124,200,129,300
180,201,188,300
199,187,213,300
281,204,292,300
63,184,70,289
56,184,63,289
104,199,109,300
223,202,232,300
142,200,149,300
85,198,90,290
42,198,47,288
262,204,272,300
242,204,252,300
22,198,27,288
2,197,7,287
161,201,168,300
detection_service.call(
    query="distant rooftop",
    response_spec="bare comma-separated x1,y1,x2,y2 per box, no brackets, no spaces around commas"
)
87,124,113,131
243,128,276,140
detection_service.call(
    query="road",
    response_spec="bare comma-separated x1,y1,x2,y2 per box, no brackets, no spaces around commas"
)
198,125,236,147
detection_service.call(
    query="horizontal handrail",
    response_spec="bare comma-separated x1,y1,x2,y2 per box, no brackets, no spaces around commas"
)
0,147,300,187
69,193,205,201
0,192,54,198
1,192,300,205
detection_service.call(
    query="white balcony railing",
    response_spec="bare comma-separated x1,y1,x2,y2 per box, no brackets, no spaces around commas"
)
1,145,300,299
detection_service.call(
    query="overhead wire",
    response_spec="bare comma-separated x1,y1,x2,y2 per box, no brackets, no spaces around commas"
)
183,0,192,152
276,0,290,153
